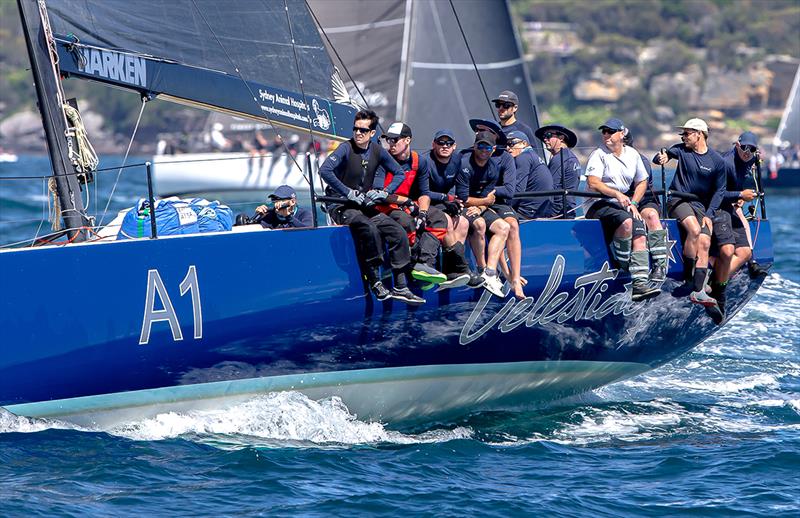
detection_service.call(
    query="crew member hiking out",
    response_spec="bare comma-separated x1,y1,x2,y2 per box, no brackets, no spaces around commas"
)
422,129,485,290
655,118,726,316
585,118,660,301
318,109,423,306
376,122,448,287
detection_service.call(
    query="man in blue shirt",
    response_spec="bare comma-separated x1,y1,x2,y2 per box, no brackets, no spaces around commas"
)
492,90,536,145
506,130,553,219
421,129,484,290
535,124,581,218
455,132,511,298
709,131,769,316
655,118,726,312
318,109,423,306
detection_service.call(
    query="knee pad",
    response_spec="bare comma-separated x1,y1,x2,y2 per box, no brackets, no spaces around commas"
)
632,219,647,238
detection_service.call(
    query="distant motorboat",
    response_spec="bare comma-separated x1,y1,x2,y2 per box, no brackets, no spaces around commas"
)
0,152,18,163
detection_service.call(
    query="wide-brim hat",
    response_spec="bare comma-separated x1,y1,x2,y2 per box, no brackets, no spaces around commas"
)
469,119,507,146
535,124,578,148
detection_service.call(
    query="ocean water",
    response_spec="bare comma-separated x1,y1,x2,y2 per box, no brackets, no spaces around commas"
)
1,156,799,516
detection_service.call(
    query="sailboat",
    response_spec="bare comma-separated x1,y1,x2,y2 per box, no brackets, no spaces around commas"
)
0,0,773,429
766,62,800,189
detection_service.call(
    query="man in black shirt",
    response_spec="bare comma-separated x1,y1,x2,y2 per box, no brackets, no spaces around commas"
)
655,118,725,312
492,90,535,145
318,110,423,306
253,185,313,229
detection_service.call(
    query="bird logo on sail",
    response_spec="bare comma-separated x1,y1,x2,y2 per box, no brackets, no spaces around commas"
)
312,99,331,131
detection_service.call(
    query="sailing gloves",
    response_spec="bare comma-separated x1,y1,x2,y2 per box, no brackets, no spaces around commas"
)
347,189,366,205
415,210,428,232
363,189,389,207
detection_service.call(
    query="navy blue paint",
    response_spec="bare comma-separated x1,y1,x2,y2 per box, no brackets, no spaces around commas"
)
0,219,773,406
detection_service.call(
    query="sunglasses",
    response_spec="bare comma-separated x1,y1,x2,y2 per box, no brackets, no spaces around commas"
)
475,143,494,151
740,145,756,153
435,139,455,147
679,131,697,137
600,128,619,135
383,136,401,145
494,102,515,109
352,126,372,134
507,140,523,147
543,131,562,140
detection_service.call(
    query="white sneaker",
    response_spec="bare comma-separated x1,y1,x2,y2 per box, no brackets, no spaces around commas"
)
481,272,506,298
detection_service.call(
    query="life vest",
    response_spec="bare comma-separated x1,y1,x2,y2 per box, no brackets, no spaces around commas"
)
341,140,380,191
378,151,419,215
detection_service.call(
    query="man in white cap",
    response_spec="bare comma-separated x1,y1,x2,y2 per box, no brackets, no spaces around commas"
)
585,118,660,301
655,118,726,313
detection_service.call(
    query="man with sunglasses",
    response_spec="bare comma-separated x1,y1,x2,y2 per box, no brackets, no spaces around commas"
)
534,124,581,218
506,131,553,219
492,90,535,145
655,118,726,312
455,132,512,298
421,130,485,290
319,109,423,306
376,122,449,288
585,119,660,301
706,131,770,318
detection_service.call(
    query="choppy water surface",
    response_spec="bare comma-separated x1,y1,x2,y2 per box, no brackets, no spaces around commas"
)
1,157,799,516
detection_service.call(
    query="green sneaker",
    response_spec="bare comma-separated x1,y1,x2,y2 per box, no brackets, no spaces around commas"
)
411,263,447,284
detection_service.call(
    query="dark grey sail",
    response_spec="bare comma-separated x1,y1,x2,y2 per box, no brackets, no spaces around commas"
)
307,0,408,127
43,0,356,139
308,0,541,151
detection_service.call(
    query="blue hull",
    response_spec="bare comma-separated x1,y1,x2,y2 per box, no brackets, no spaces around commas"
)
0,219,773,425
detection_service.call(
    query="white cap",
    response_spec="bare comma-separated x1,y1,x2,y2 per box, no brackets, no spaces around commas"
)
212,122,224,131
676,118,708,134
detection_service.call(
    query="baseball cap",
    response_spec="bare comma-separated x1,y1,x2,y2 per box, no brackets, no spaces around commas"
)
505,130,528,144
433,129,455,141
598,118,626,132
491,90,519,105
268,184,297,200
384,122,412,139
474,131,497,146
738,131,758,148
676,118,709,134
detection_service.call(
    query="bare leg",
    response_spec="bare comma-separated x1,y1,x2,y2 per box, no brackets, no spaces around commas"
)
680,216,701,261
486,219,510,271
696,217,713,269
715,244,735,283
641,207,662,231
730,246,753,273
469,218,487,269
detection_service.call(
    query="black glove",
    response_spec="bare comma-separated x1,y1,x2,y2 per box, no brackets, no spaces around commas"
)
415,210,428,233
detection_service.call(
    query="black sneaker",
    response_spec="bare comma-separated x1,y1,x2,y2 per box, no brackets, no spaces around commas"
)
437,272,471,291
648,264,667,283
747,260,769,279
467,272,486,288
391,287,425,306
631,280,660,301
371,281,391,301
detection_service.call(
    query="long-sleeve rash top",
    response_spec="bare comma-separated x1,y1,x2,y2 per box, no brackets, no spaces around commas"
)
652,143,726,217
318,140,405,196
548,147,581,218
421,150,460,202
512,147,553,218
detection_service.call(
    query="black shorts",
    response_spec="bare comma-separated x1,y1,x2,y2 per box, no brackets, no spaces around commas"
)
667,198,706,224
587,200,646,242
713,209,750,250
491,203,518,220
637,194,661,214
463,206,502,229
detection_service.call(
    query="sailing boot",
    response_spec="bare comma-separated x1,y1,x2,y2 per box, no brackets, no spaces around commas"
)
708,280,728,324
747,259,770,278
647,228,668,283
442,242,481,290
689,267,718,308
366,265,391,301
392,268,425,306
630,250,660,301
411,233,447,285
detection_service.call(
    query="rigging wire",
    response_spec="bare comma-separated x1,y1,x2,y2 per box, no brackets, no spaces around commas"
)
447,0,497,122
304,0,386,134
189,0,310,185
98,96,147,226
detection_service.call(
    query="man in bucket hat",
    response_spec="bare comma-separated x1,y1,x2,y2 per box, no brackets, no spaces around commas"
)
535,124,581,218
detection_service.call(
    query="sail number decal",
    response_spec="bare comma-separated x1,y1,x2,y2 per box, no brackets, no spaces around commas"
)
139,266,203,345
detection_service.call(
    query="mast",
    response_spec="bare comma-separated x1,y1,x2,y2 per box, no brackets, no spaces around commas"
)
18,0,89,241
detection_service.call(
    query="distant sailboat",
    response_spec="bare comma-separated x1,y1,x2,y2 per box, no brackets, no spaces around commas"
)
766,63,800,188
